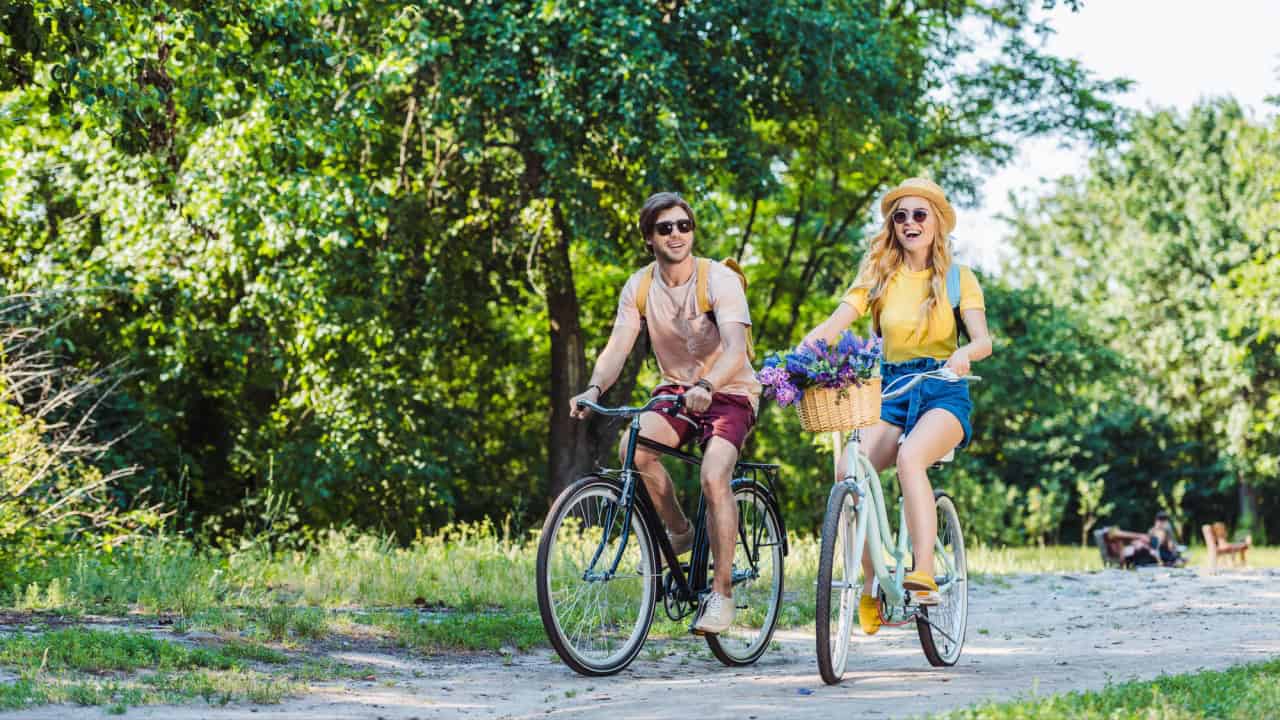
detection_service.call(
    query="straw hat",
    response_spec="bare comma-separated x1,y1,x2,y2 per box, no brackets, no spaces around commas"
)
880,178,957,235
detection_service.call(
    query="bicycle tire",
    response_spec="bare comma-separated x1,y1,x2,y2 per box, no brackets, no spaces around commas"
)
536,475,659,676
705,480,786,666
917,490,968,666
815,481,861,684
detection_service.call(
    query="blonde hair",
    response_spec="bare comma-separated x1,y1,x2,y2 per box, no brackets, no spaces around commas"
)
850,197,953,339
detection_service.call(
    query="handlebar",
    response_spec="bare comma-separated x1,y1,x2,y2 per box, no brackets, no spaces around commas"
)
575,394,684,418
881,368,980,401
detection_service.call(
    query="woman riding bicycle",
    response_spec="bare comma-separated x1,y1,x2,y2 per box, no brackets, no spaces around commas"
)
801,177,992,634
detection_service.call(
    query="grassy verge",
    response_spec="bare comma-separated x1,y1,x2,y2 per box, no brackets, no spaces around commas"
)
4,523,1277,656
935,657,1280,719
0,628,301,712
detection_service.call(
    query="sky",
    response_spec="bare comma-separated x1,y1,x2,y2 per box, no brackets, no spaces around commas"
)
954,0,1280,271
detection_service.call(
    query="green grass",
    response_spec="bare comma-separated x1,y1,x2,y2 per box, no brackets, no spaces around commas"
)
0,628,304,711
5,522,1277,654
934,657,1280,719
356,610,546,653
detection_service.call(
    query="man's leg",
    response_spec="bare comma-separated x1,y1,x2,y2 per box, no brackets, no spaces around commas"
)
700,436,740,598
621,412,690,535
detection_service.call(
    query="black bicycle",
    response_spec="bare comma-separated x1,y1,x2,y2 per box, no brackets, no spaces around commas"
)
536,394,788,676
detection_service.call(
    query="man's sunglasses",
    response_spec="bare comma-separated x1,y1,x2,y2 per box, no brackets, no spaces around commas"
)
654,219,695,236
891,209,929,225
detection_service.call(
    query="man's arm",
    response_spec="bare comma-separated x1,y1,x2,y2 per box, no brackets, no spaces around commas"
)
569,321,643,419
684,321,749,414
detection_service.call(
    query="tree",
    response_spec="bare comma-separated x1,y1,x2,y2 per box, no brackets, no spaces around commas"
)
1005,99,1280,540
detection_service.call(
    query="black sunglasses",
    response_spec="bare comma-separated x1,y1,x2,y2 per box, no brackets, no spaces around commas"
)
891,208,929,225
654,219,695,236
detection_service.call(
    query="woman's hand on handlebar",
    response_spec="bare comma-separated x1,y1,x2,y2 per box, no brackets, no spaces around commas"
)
945,347,971,377
569,386,602,420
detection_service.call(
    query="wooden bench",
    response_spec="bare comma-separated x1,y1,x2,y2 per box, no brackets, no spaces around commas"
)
1201,522,1250,570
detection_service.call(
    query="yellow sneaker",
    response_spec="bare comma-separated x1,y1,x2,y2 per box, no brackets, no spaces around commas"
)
904,570,940,605
858,594,881,635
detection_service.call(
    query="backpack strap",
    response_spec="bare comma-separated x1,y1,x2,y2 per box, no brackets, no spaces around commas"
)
696,257,755,361
946,263,961,309
947,263,970,343
635,261,657,318
695,257,712,314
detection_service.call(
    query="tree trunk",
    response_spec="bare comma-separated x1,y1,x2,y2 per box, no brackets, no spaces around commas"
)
545,202,591,501
1238,477,1264,540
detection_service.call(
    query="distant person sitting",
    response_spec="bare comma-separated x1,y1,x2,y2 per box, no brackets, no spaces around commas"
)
1148,511,1186,567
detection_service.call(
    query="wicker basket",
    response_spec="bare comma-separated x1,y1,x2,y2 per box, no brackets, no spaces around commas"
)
796,378,882,432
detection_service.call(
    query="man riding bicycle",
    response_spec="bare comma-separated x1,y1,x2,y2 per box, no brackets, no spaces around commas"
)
568,191,759,635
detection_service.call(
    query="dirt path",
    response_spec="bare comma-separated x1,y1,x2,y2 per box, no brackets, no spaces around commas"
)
12,567,1280,719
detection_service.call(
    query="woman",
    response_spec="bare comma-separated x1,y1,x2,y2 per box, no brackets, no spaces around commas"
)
802,177,992,634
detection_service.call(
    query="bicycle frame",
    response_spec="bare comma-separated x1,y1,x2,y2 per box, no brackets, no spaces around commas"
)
579,404,787,612
835,430,960,612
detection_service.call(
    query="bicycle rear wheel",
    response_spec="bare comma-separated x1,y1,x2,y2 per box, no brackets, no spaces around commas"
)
815,481,864,685
705,481,785,666
536,475,659,676
917,490,968,666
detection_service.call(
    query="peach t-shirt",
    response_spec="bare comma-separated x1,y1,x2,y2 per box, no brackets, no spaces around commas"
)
615,261,761,412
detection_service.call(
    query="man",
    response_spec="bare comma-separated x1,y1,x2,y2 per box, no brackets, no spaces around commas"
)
568,191,760,634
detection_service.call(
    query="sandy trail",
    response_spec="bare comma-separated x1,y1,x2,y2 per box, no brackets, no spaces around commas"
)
10,566,1280,719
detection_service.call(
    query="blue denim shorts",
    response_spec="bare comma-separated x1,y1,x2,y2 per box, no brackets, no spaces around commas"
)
880,357,973,449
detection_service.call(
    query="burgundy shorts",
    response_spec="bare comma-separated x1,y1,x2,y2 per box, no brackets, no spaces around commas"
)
648,384,756,451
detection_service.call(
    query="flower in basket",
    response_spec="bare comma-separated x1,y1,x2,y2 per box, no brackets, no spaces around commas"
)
757,330,882,407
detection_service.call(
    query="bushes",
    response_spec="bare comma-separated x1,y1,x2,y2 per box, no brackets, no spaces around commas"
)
0,298,165,585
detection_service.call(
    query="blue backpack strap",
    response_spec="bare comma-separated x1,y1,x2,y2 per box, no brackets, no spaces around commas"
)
947,263,969,343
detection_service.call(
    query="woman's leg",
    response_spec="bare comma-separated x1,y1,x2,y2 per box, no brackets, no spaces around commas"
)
839,422,902,596
896,409,964,578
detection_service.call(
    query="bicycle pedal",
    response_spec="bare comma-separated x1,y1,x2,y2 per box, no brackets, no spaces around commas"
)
910,589,941,606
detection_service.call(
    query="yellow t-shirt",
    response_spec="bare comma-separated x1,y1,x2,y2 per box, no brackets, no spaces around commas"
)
841,265,984,363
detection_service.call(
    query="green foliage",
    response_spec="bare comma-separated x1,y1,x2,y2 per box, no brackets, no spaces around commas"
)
1,300,167,586
1006,98,1280,540
0,1,1131,545
1074,471,1114,546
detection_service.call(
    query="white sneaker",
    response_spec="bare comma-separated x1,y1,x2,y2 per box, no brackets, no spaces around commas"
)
668,525,695,556
693,591,735,635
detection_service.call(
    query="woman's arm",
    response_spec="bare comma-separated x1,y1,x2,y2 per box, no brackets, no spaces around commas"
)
945,308,992,376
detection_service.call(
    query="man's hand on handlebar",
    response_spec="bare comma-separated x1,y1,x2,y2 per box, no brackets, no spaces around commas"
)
569,386,602,420
684,385,713,414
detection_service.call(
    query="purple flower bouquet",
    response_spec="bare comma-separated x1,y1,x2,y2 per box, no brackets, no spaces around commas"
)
757,331,883,408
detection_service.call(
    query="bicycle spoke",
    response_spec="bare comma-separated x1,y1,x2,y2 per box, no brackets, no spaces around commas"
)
539,479,656,673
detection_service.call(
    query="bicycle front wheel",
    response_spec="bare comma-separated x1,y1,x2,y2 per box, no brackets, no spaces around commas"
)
536,475,659,676
917,490,968,666
815,481,864,685
705,481,786,666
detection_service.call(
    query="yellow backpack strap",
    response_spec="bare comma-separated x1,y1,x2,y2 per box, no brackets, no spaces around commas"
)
698,258,756,361
635,262,656,318
695,258,712,313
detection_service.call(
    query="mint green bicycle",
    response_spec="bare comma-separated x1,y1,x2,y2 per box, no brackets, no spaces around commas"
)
814,368,977,684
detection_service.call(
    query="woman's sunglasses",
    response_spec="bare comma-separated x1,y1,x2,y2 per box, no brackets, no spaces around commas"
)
891,209,929,225
654,219,695,236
